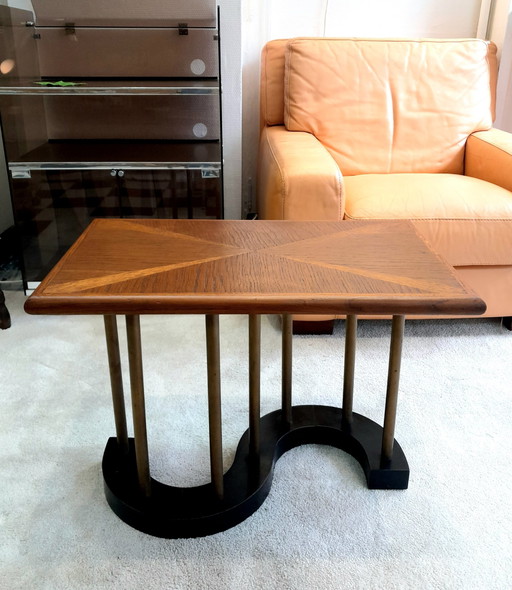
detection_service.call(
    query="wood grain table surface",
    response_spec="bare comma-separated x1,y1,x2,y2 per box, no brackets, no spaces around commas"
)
24,218,486,317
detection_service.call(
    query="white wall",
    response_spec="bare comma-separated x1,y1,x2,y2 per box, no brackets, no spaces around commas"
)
6,0,33,10
218,0,242,218
490,0,511,57
269,0,482,39
495,2,512,131
241,0,268,216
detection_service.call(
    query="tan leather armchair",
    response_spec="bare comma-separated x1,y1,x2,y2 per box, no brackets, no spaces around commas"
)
257,38,512,330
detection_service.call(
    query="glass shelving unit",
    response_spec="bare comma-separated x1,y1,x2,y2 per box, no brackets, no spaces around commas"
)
0,1,223,289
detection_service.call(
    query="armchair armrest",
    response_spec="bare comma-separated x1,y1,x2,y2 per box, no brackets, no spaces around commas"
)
465,128,512,192
257,125,344,220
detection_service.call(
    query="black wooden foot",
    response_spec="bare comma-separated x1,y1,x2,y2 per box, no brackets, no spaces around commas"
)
503,317,512,331
102,405,409,538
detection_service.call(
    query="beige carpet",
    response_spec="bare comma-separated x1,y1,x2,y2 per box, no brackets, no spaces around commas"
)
1,289,511,590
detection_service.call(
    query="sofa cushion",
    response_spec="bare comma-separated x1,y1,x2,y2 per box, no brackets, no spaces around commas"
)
284,38,495,176
343,173,512,266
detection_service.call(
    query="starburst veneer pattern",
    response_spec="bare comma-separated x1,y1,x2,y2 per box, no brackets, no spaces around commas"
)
25,218,485,316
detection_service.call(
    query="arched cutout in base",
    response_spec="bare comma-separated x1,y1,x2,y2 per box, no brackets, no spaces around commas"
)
102,405,409,538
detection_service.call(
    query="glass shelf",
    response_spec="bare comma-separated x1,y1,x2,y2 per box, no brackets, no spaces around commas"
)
0,79,219,95
31,0,217,28
8,141,222,172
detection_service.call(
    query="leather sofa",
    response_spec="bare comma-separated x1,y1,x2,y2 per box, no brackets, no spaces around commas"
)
257,38,512,330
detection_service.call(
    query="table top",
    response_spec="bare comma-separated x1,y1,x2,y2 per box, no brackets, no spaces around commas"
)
24,218,486,316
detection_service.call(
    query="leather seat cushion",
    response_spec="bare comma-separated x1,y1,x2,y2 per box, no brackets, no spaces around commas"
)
343,173,512,266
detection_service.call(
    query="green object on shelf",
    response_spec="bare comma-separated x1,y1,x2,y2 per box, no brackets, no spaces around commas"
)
34,81,86,87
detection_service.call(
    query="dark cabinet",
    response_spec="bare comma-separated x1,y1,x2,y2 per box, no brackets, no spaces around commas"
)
13,168,222,283
0,1,223,289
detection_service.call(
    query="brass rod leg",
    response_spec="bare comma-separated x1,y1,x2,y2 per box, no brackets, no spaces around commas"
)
103,315,129,454
343,314,358,427
205,314,224,500
249,314,261,457
381,315,406,462
282,314,293,425
126,315,151,497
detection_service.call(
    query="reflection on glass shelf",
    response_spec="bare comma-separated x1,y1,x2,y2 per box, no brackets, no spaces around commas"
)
13,167,223,282
7,141,222,171
0,79,219,95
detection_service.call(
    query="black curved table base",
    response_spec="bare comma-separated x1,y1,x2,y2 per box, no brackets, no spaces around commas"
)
103,405,409,538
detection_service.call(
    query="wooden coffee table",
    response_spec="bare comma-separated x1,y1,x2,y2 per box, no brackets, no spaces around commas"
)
25,218,485,538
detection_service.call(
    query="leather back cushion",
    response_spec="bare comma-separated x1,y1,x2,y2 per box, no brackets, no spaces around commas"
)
260,38,289,127
283,38,496,175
